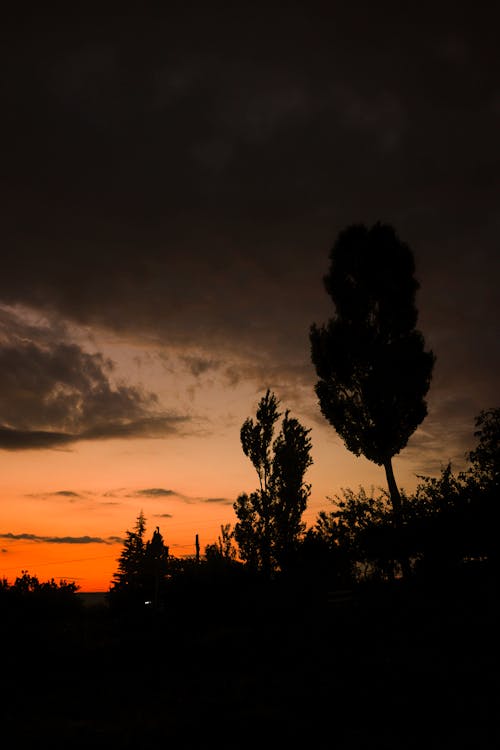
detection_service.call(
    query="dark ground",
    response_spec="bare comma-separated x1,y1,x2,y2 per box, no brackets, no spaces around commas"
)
1,573,498,749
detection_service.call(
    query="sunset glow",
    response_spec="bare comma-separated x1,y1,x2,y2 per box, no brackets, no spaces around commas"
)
1,6,497,593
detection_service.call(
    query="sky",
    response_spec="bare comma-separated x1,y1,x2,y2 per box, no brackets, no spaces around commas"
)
1,3,499,591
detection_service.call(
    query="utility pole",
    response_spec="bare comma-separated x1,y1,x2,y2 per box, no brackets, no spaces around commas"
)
195,533,200,563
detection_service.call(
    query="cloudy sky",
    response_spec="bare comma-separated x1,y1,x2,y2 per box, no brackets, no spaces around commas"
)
1,3,499,590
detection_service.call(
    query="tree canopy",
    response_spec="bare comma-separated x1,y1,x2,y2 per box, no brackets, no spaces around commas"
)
310,222,435,524
467,407,500,489
234,390,313,576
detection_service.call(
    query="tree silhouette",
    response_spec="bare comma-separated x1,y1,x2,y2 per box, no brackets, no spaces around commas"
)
205,524,237,563
112,510,147,591
0,570,80,618
315,487,395,582
310,223,435,564
144,526,170,609
110,511,170,609
234,390,313,576
467,407,500,489
461,407,500,571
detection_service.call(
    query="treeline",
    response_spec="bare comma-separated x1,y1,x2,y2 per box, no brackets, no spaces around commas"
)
0,571,81,618
103,403,499,617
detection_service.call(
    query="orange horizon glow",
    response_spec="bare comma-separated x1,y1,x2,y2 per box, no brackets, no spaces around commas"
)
0,426,447,592
1,326,475,593
1,503,324,593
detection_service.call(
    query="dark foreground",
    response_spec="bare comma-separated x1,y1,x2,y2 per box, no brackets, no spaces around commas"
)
1,574,498,749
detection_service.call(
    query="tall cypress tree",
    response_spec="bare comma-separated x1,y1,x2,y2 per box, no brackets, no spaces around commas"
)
310,223,435,560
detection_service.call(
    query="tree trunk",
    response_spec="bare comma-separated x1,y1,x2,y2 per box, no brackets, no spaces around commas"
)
383,457,411,581
384,458,403,520
260,490,273,579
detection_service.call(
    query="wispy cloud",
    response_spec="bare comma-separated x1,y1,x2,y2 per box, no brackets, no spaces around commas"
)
181,355,222,377
128,487,232,505
0,532,119,545
129,488,176,498
204,497,233,505
27,490,85,501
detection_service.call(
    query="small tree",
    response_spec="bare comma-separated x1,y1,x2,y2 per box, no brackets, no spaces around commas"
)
205,524,237,563
144,526,170,609
111,510,148,594
233,390,313,576
310,223,435,541
110,512,169,609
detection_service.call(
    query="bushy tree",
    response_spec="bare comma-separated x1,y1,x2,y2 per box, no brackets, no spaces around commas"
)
466,407,500,490
0,570,80,618
308,408,500,587
310,223,435,531
314,487,397,582
233,390,313,575
395,423,500,579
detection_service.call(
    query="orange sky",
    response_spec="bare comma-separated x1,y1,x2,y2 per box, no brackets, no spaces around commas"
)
1,8,497,592
0,360,474,592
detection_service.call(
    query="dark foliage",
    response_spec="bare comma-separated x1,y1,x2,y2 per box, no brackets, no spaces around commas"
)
467,407,500,489
310,222,435,524
233,390,313,575
310,408,500,587
108,511,170,612
0,570,81,620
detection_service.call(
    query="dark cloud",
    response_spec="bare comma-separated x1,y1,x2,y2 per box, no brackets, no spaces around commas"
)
0,310,155,427
0,4,498,462
0,416,190,452
0,308,193,450
0,532,116,545
181,356,222,378
129,488,232,505
154,513,173,519
129,488,190,502
81,416,190,441
135,488,176,498
0,427,75,451
27,490,87,501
